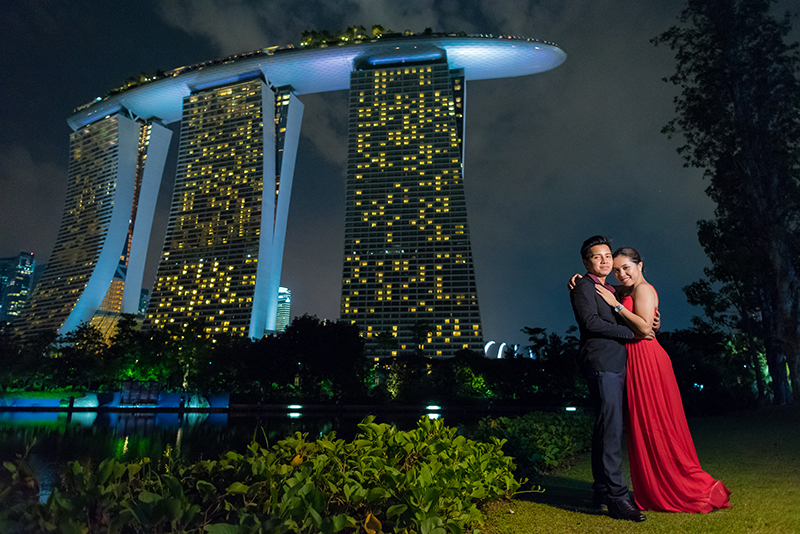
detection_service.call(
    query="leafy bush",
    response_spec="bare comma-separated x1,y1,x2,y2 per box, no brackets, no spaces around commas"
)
467,411,593,479
3,416,522,533
0,388,86,399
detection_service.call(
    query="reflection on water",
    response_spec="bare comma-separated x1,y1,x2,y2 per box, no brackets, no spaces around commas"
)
0,408,459,502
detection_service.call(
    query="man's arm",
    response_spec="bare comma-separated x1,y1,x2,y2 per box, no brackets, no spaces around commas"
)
570,279,633,340
569,275,660,333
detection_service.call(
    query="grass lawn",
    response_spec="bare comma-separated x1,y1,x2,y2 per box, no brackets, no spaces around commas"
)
482,404,800,534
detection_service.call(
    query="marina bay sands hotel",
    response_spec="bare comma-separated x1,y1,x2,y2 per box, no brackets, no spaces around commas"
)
17,33,565,357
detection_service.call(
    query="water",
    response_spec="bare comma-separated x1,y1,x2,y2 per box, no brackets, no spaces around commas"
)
0,407,490,501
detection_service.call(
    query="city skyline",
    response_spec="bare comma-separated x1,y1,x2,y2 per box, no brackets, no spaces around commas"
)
13,32,564,347
4,1,795,348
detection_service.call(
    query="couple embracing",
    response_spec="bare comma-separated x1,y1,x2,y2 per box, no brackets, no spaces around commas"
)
569,235,731,521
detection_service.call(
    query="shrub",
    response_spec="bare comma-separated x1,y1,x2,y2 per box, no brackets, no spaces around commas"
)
3,416,522,533
467,411,593,479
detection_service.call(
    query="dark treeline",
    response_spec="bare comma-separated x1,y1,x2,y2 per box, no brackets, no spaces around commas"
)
655,0,800,403
0,314,767,414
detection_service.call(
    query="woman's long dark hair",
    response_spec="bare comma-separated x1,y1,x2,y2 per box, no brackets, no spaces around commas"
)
612,247,642,265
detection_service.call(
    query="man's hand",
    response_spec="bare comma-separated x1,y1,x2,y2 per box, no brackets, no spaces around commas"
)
567,273,583,290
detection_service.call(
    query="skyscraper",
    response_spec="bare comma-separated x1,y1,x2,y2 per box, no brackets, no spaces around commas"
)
276,286,292,332
0,252,35,323
138,288,151,316
340,51,482,357
23,34,565,342
17,114,171,337
144,78,303,338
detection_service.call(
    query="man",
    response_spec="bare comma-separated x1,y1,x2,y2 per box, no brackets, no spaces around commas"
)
569,235,651,522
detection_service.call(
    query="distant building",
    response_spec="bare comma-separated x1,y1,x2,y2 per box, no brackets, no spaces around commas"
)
0,251,35,323
276,287,292,332
138,288,150,316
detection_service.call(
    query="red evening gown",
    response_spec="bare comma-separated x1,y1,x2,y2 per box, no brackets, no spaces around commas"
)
623,294,732,513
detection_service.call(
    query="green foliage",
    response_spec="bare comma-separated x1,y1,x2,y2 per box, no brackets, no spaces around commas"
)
0,388,85,399
2,417,521,533
0,314,370,402
661,329,764,415
467,412,593,480
374,329,588,405
300,25,394,48
0,443,41,533
655,0,800,403
1,311,770,412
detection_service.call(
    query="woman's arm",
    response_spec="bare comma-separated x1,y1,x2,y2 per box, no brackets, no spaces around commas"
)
623,284,656,336
595,284,655,336
573,279,635,339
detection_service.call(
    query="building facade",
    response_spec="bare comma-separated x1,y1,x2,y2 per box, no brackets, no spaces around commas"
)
144,78,303,338
18,35,565,343
138,288,151,316
276,286,291,332
340,51,483,357
16,114,171,337
0,252,35,323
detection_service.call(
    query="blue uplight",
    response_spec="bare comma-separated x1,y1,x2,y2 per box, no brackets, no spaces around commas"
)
368,52,443,65
194,71,262,91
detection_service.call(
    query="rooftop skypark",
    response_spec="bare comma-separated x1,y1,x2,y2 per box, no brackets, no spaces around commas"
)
68,30,566,129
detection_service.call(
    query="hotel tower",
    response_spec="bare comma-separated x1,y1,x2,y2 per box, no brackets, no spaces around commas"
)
18,114,171,337
144,80,302,338
341,52,482,357
16,33,565,346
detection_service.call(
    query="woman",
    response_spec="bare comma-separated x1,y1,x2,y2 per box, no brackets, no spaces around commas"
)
594,247,731,513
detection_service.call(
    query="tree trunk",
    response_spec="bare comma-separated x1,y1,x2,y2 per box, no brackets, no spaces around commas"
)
764,337,792,405
750,347,766,399
792,347,800,402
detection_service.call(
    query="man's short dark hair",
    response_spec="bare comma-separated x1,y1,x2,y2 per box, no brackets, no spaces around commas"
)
580,235,611,261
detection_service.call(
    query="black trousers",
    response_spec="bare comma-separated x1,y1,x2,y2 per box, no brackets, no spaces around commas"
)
584,368,629,502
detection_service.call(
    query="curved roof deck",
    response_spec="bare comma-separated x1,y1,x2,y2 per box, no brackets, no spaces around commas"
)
67,35,566,130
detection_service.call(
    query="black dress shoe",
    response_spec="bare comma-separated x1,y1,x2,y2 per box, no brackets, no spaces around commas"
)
607,499,646,522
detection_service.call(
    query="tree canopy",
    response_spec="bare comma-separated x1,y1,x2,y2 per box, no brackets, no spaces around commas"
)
655,0,800,403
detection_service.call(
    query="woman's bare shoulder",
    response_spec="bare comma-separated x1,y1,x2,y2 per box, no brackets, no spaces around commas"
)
633,283,656,300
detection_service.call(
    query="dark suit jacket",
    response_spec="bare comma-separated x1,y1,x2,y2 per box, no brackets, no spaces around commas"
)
570,274,633,373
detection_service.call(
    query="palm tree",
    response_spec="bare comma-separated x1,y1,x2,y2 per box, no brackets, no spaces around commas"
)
374,328,398,358
407,321,433,358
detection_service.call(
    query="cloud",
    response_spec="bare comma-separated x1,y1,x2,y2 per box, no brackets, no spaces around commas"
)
156,0,277,55
0,147,66,263
295,92,349,169
0,0,722,344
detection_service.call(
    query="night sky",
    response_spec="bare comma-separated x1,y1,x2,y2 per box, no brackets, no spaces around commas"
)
2,1,797,351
